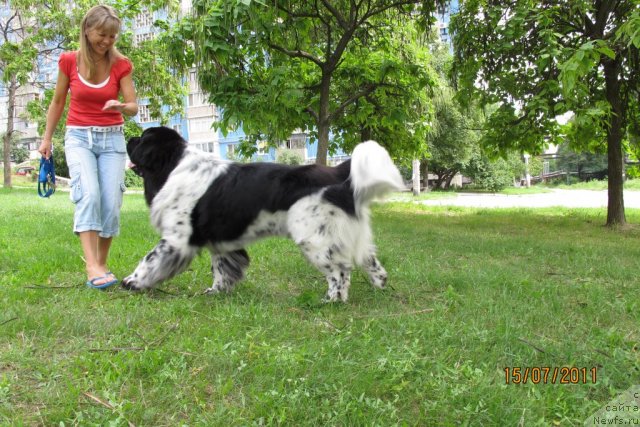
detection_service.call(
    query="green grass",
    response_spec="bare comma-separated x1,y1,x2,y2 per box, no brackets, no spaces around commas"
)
9,174,38,188
541,178,640,191
1,188,639,425
388,186,553,202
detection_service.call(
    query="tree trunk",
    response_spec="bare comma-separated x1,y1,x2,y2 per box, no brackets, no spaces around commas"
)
445,173,455,189
316,123,329,165
3,76,17,189
412,159,420,195
315,71,331,165
360,126,371,142
434,173,444,189
421,160,429,192
603,57,625,226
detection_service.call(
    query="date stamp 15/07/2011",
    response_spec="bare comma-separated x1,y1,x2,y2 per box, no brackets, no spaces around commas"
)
504,367,598,385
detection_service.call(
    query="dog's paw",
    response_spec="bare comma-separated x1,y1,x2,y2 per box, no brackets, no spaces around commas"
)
204,279,238,295
121,275,144,291
369,273,387,289
322,289,349,303
203,284,233,295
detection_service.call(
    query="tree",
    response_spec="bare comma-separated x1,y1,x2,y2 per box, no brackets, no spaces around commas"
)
2,1,185,186
451,1,640,226
0,132,28,164
165,0,444,164
0,3,33,188
427,86,479,188
424,41,482,189
1,0,89,188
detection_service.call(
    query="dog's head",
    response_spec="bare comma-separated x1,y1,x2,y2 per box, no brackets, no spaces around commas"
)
127,126,188,204
127,126,187,174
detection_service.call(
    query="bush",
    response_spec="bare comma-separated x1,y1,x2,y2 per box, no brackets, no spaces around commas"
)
277,149,303,165
464,152,521,192
124,168,143,188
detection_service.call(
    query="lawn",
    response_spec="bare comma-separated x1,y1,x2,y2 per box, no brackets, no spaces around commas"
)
1,188,639,425
542,178,640,191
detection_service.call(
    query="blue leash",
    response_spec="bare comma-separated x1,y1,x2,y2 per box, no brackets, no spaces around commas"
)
38,155,56,198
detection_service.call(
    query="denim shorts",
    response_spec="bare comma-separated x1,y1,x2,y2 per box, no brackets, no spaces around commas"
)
64,126,127,238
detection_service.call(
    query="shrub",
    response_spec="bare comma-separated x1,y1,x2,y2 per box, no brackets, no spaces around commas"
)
627,165,640,179
277,149,303,165
124,168,143,188
464,152,521,192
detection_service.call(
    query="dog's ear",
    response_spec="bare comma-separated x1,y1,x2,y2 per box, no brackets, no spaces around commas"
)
127,136,141,159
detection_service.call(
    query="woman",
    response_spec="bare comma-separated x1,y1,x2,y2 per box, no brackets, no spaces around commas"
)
38,5,138,289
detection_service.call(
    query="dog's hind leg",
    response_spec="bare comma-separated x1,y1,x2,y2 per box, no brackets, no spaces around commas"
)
122,238,197,290
360,253,388,289
323,267,352,303
205,249,250,294
297,241,352,302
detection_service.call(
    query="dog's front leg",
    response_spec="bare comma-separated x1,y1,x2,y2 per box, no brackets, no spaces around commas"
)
205,249,250,294
122,238,197,290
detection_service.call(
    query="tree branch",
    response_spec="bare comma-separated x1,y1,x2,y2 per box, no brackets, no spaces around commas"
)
328,83,378,121
594,0,620,38
275,2,321,20
267,42,324,68
0,10,20,41
305,106,319,122
359,0,417,24
320,0,349,30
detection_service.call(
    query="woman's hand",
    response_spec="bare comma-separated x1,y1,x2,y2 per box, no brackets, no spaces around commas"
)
102,99,126,112
38,140,53,159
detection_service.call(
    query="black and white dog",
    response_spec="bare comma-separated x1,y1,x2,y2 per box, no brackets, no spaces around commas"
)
122,126,404,302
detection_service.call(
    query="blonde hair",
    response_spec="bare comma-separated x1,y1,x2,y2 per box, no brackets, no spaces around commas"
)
78,5,124,79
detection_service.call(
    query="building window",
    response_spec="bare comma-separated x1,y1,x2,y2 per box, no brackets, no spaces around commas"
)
138,104,151,123
134,32,154,46
286,134,307,149
135,11,154,28
189,117,214,133
257,141,267,155
188,92,208,107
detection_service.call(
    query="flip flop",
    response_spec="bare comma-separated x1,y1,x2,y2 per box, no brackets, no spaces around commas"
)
86,275,118,289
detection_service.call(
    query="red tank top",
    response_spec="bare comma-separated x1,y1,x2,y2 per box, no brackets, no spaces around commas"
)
59,51,133,126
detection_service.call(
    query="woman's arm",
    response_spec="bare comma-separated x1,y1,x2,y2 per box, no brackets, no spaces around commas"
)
38,70,70,159
103,73,138,116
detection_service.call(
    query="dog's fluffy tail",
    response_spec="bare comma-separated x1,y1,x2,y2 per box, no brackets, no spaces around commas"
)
350,140,404,207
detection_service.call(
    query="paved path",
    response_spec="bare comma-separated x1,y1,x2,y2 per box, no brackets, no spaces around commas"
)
414,189,640,209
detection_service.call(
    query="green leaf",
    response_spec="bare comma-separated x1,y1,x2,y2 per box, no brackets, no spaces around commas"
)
597,46,616,60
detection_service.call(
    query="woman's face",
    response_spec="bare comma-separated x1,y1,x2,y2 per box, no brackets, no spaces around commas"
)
86,26,118,57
